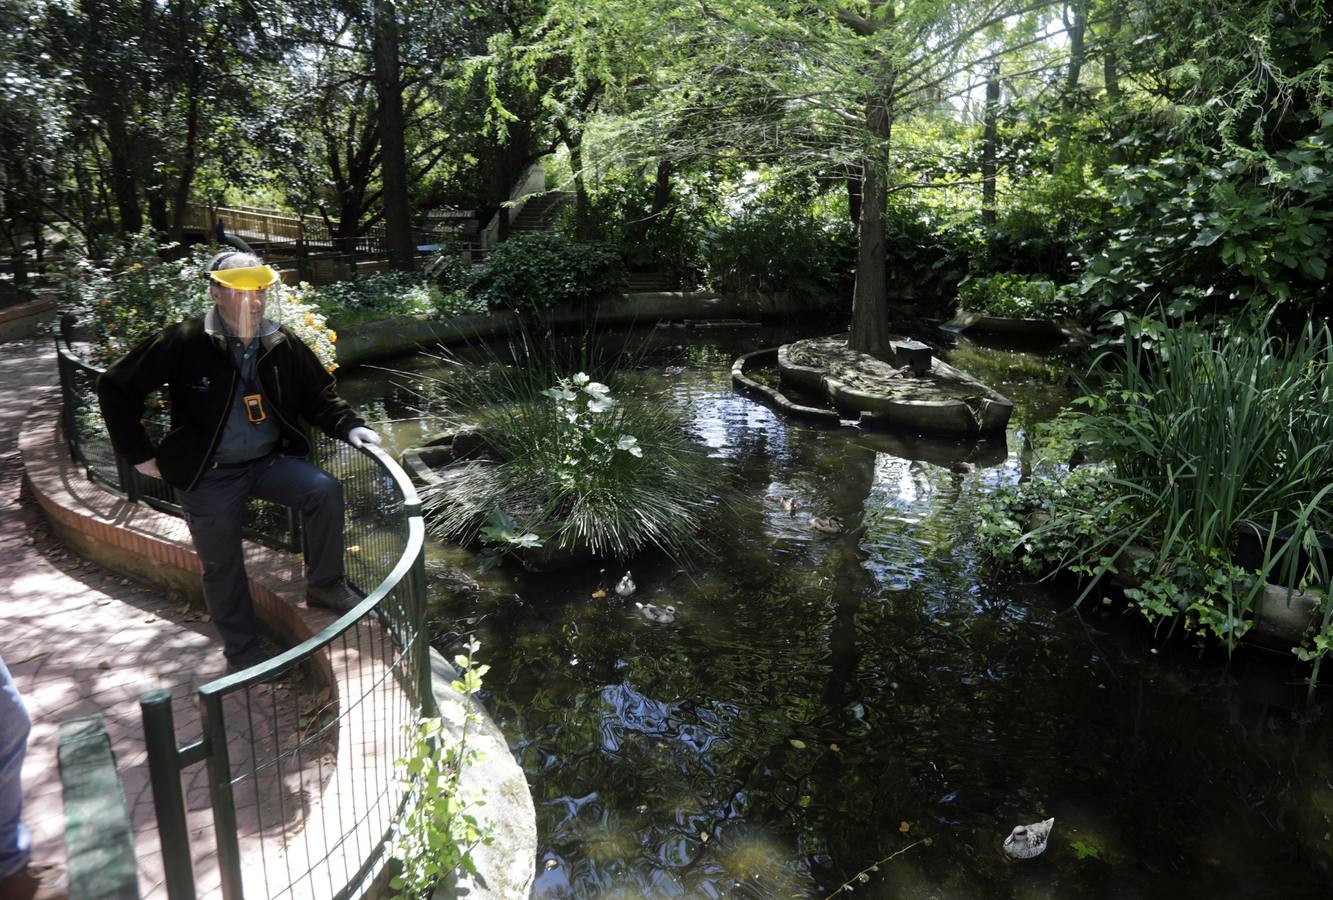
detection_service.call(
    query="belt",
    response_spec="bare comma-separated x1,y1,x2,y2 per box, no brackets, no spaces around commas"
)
211,456,264,469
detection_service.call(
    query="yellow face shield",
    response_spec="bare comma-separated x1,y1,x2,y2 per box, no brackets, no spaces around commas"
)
207,265,280,291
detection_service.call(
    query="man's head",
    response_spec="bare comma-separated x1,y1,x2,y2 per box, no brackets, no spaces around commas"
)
207,251,281,340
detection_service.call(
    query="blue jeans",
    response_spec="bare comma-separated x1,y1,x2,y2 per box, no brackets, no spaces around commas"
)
0,654,32,880
177,454,345,660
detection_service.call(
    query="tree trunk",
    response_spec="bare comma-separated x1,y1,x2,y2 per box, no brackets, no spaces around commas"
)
372,0,415,269
1103,7,1121,104
103,111,143,235
845,167,862,230
558,120,595,240
170,60,203,241
847,103,893,358
981,65,1000,240
1055,0,1087,168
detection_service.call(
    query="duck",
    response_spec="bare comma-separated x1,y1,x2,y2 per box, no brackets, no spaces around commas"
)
810,515,845,535
636,602,677,624
778,496,798,516
1002,817,1054,860
615,571,636,598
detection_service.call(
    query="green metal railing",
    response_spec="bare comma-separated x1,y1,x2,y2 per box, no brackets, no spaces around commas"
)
54,320,435,899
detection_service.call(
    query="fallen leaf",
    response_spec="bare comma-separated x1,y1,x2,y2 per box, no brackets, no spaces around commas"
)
544,859,558,870
829,743,841,753
899,821,911,833
591,590,607,599
635,804,648,814
347,545,361,553
699,832,709,843
789,739,806,750
200,614,211,623
98,660,110,670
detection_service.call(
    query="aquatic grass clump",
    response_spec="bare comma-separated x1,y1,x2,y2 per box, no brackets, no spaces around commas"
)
408,336,715,564
984,312,1333,660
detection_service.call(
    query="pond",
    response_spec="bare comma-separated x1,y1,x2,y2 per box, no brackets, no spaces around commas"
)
338,323,1333,899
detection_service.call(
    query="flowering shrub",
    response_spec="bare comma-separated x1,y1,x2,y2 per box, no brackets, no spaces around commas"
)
64,231,340,371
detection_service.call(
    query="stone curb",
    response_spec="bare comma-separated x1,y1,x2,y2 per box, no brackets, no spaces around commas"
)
730,347,841,425
19,388,537,898
0,295,59,343
940,310,1091,348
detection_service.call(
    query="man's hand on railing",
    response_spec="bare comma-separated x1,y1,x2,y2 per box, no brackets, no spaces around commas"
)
347,426,381,449
134,458,161,478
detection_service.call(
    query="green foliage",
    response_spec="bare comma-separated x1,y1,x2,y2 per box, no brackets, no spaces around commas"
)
308,271,483,328
1079,117,1333,324
981,313,1333,664
956,273,1082,320
389,640,493,897
1071,840,1102,861
62,230,212,366
701,186,855,301
412,340,714,564
467,232,621,315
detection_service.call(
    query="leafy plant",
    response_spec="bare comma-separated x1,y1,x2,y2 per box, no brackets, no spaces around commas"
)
409,336,715,564
307,270,484,328
981,312,1333,669
466,232,621,316
388,640,493,897
1071,840,1102,861
956,273,1082,320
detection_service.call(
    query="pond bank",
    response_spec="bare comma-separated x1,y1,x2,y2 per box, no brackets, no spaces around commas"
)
334,290,843,367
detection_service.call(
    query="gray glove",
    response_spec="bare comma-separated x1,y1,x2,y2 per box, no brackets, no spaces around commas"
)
347,426,381,449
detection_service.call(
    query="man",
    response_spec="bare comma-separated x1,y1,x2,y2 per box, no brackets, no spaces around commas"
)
0,655,66,900
98,251,381,671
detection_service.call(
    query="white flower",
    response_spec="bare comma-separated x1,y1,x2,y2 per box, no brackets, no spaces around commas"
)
586,396,616,413
616,435,643,457
572,372,590,386
584,381,611,397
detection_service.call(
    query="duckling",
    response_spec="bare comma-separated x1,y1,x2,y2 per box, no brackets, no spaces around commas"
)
615,571,637,598
636,602,677,624
1002,817,1054,860
810,515,845,535
778,496,798,516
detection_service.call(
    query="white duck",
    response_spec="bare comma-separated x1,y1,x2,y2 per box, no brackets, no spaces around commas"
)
1002,817,1054,860
636,602,676,624
615,571,636,598
778,496,798,516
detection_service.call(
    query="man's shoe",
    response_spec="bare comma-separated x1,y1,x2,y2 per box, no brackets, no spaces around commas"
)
306,578,362,614
225,645,271,674
0,861,68,900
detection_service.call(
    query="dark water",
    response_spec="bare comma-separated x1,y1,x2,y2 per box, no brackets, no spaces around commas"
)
339,324,1333,899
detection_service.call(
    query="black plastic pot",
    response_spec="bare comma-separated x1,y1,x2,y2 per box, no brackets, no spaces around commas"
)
1234,520,1333,589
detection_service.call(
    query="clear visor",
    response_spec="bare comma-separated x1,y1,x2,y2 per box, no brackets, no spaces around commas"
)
205,285,283,341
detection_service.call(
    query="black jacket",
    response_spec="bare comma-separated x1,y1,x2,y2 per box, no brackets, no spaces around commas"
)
97,313,364,491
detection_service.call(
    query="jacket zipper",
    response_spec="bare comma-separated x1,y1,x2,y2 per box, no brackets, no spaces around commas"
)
257,343,304,454
186,367,238,491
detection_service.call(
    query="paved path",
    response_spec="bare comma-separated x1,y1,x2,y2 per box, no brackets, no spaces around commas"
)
0,336,237,895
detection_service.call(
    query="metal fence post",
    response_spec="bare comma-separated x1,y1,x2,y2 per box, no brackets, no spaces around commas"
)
408,533,435,716
201,691,245,900
140,691,198,900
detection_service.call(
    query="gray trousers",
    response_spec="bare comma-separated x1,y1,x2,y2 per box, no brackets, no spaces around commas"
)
178,455,344,660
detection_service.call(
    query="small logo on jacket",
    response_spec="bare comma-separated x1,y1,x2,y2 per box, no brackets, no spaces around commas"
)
191,377,211,392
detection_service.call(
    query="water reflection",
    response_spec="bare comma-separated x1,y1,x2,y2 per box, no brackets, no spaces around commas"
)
337,326,1333,898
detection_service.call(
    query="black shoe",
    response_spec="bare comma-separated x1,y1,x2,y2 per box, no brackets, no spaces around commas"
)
306,578,362,614
225,645,271,674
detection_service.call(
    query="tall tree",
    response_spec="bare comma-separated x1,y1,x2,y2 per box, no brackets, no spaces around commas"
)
525,0,1069,357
